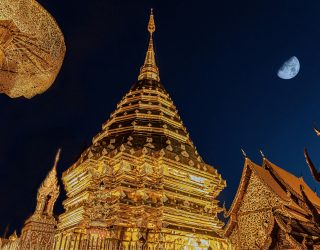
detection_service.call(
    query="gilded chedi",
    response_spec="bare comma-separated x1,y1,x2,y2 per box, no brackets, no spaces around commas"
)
55,10,230,250
225,154,320,249
0,0,66,98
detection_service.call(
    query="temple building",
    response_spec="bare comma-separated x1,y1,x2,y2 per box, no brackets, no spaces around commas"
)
53,10,230,250
225,155,320,249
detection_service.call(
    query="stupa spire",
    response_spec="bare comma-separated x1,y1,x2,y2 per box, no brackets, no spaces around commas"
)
138,9,160,81
35,148,60,217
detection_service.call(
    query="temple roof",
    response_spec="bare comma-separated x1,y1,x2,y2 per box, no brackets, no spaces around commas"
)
225,156,320,248
273,211,320,249
227,157,320,218
264,159,320,207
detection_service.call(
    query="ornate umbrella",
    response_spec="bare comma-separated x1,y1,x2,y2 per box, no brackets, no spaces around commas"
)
0,0,66,98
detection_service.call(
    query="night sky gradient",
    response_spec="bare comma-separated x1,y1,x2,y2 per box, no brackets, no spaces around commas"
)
1,0,320,235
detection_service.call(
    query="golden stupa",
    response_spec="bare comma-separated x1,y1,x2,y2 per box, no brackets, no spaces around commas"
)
54,10,230,250
0,0,66,98
0,10,231,250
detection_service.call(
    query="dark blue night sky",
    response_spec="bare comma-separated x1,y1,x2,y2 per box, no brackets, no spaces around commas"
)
1,0,320,234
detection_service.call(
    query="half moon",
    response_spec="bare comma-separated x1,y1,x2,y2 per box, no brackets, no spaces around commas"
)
277,56,300,80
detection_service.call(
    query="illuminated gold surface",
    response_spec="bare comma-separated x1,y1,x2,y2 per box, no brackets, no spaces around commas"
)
54,11,230,250
0,10,232,250
0,0,66,98
138,9,160,82
225,157,320,249
0,150,61,250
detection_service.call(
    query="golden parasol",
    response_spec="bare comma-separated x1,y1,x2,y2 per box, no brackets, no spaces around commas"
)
0,0,66,98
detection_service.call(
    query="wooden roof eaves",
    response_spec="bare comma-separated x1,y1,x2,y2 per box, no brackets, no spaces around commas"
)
226,157,252,218
263,159,302,199
264,158,320,210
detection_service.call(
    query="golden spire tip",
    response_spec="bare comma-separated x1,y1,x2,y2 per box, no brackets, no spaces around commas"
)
148,9,156,34
53,148,62,170
138,9,160,81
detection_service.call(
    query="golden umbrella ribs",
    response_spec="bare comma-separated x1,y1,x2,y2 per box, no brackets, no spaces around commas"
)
0,0,66,98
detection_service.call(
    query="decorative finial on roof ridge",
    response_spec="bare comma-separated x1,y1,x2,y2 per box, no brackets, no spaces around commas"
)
313,126,320,137
240,148,247,158
138,9,160,82
259,149,266,159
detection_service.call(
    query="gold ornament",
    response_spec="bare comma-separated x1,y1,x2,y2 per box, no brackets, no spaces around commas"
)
0,0,66,98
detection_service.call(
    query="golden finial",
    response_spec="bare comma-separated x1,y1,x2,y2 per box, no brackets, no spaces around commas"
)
313,126,320,137
240,148,247,158
138,9,160,82
53,148,61,170
148,8,156,34
260,149,265,158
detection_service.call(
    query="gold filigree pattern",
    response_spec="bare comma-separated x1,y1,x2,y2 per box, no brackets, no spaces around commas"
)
0,0,65,98
240,173,282,213
236,173,279,249
225,157,320,249
238,211,273,249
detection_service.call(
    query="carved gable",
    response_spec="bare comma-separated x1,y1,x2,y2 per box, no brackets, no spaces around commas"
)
240,172,282,213
226,159,320,250
235,172,283,249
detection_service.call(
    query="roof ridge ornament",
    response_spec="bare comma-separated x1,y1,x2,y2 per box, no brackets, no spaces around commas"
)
138,9,160,82
313,126,320,137
240,148,247,158
260,149,266,159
